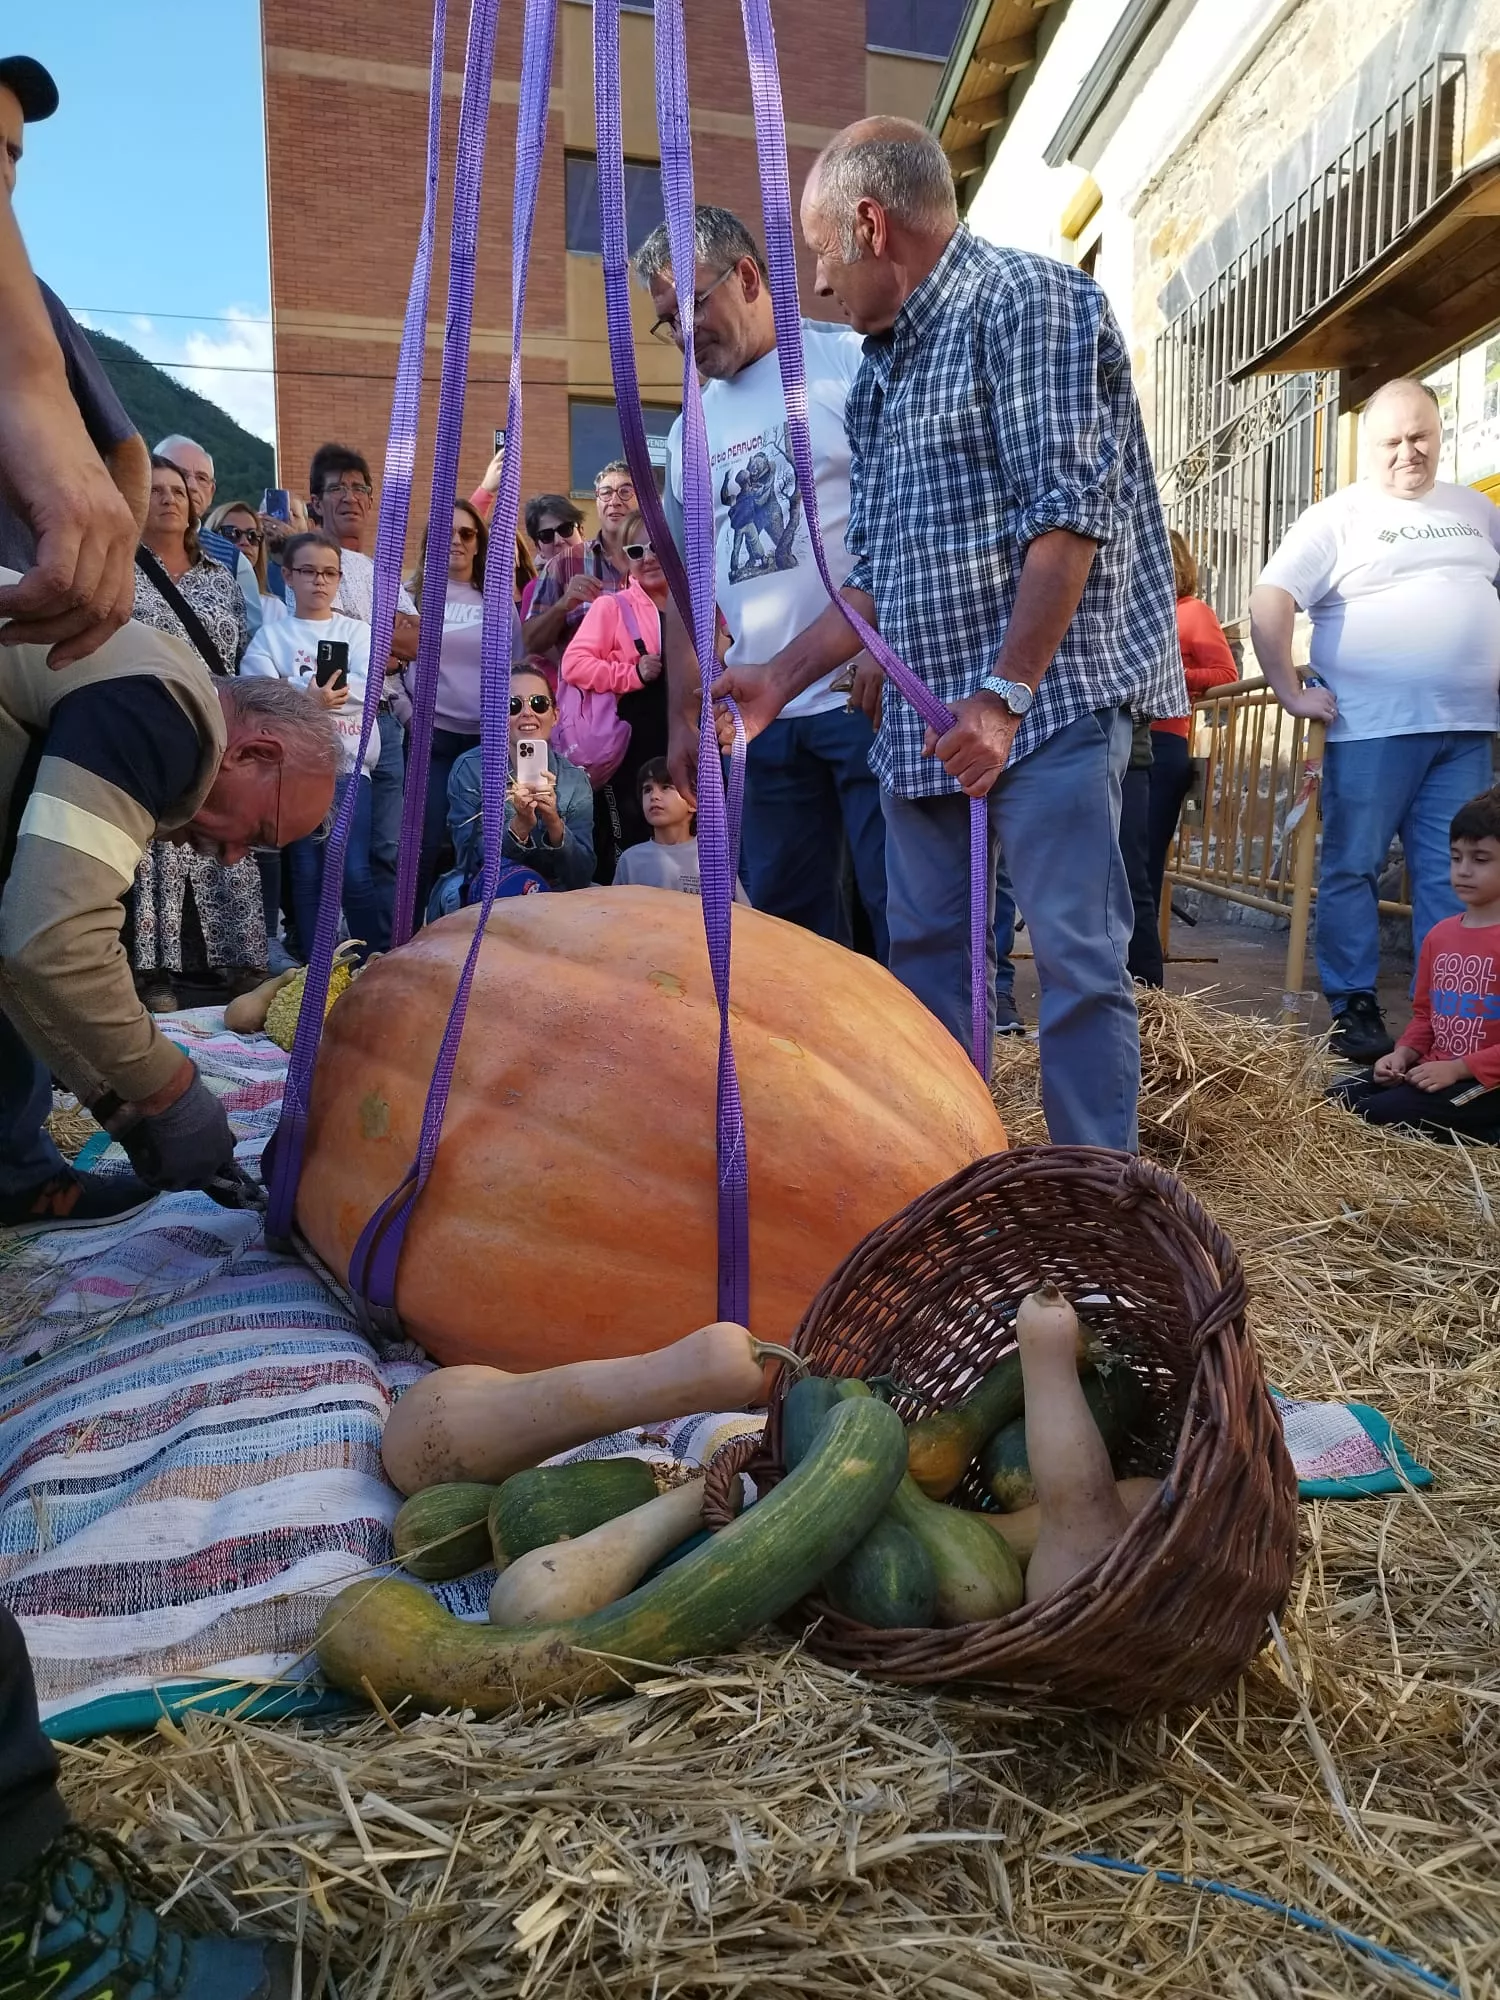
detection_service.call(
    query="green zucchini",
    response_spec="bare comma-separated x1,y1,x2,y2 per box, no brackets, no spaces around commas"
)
488,1457,659,1567
980,1360,1150,1511
885,1475,1023,1623
392,1481,499,1581
781,1372,870,1467
822,1518,937,1628
317,1394,911,1715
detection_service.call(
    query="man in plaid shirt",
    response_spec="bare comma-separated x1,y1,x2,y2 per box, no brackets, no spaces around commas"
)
714,117,1183,1150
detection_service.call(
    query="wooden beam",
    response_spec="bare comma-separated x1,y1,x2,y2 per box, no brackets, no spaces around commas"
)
955,91,1010,131
973,33,1032,74
948,141,991,178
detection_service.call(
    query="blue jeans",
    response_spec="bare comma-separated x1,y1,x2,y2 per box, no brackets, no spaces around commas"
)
0,1009,64,1198
285,776,380,963
741,707,888,961
994,857,1017,1004
414,728,480,929
1317,731,1495,1008
367,706,405,952
881,706,1138,1150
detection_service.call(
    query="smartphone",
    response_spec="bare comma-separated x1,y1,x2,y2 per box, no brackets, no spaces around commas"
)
262,488,292,522
493,428,507,457
514,736,548,788
315,639,350,689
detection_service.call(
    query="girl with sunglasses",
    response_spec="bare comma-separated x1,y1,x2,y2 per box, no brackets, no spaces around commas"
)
559,510,672,879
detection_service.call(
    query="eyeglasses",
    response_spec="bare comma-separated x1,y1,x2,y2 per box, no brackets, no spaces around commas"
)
534,521,580,545
288,565,342,583
510,693,554,716
623,541,654,561
451,526,479,544
649,265,737,344
321,480,373,500
595,483,636,504
222,523,263,548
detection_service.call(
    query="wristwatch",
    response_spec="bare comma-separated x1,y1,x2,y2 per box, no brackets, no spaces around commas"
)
979,674,1034,716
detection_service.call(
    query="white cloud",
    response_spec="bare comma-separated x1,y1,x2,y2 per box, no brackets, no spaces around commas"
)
80,306,278,446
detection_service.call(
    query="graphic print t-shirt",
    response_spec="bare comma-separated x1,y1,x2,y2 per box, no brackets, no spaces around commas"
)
665,319,865,721
240,612,377,777
1257,480,1500,742
1397,912,1500,1087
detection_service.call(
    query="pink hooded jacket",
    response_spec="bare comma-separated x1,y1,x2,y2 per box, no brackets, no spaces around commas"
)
560,577,662,694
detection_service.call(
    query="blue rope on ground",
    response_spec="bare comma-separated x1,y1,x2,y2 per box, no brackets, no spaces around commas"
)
1064,1853,1458,1995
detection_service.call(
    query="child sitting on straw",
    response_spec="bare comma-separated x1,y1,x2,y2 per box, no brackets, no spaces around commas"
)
612,759,749,902
1332,787,1500,1144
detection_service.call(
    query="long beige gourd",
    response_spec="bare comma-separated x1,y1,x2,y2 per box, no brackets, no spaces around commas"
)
383,1322,794,1493
976,1476,1162,1568
487,1476,707,1626
1016,1283,1132,1604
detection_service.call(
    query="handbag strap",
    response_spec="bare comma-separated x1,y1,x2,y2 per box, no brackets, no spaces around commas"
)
616,590,649,657
135,547,230,678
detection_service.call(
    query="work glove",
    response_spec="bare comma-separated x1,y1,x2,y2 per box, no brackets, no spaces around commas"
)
120,1074,238,1192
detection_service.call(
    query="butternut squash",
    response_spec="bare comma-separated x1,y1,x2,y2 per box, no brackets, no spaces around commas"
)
223,968,298,1036
974,1476,1163,1568
381,1322,799,1494
1016,1284,1131,1604
487,1476,707,1625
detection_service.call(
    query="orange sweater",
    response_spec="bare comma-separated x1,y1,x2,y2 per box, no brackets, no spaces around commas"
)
1155,596,1237,738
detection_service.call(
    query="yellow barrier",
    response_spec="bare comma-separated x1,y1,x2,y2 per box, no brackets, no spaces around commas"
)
1161,679,1410,1012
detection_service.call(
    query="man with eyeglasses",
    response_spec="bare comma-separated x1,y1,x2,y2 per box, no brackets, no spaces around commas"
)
635,206,888,960
154,434,264,636
298,443,419,947
522,466,636,663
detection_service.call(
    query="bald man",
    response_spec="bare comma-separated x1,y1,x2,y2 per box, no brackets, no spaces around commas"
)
1251,377,1500,1061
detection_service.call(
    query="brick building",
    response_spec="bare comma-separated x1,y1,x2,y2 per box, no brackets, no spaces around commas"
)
260,0,962,526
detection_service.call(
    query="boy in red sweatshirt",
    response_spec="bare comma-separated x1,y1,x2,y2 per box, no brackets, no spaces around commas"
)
1334,787,1500,1143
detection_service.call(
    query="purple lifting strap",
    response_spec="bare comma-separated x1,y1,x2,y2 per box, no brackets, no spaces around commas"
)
264,0,450,1246
738,0,990,1076
347,0,558,1320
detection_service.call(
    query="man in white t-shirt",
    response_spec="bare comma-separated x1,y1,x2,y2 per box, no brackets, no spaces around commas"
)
637,207,887,959
1251,377,1500,1061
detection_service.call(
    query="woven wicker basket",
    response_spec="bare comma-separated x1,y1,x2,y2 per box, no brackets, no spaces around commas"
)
708,1145,1298,1713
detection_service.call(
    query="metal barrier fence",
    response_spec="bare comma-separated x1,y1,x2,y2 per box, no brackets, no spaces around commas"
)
1162,679,1412,1011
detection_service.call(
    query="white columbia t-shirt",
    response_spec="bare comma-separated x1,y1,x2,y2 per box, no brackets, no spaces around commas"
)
240,612,378,777
665,319,865,721
1257,480,1500,742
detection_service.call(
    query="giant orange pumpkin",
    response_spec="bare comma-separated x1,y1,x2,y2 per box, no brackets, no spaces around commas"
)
296,890,1006,1368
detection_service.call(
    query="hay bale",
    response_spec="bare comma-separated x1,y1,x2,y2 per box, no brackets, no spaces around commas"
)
56,993,1500,1997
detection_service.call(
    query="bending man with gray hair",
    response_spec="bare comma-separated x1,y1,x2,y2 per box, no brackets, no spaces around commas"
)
637,204,887,955
713,117,1182,1150
1251,376,1500,1062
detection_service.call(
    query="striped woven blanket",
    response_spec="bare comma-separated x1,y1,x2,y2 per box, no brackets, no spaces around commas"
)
0,1017,761,1739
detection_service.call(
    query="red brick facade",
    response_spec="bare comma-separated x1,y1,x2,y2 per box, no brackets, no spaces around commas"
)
260,0,887,536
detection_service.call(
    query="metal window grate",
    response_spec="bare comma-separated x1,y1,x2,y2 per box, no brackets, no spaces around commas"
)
1153,58,1465,624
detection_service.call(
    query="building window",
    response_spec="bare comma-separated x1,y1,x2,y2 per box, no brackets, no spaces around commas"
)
866,0,965,59
569,399,677,497
564,154,665,257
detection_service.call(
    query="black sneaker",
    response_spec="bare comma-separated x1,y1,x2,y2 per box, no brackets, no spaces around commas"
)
0,1168,157,1237
994,993,1027,1038
1328,992,1395,1064
0,1823,293,2000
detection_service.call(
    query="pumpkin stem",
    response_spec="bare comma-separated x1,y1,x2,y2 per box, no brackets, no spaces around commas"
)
749,1338,807,1379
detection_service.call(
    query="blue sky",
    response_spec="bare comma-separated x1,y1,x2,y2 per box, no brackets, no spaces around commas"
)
11,1,276,440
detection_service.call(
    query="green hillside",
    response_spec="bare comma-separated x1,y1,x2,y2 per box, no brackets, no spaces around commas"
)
83,329,274,502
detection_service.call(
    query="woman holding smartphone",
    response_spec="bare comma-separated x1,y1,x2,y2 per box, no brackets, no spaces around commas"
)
241,531,384,958
560,510,670,881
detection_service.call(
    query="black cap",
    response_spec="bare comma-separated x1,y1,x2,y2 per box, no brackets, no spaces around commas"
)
0,56,59,122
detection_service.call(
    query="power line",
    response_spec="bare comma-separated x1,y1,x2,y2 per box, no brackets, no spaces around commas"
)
97,354,677,397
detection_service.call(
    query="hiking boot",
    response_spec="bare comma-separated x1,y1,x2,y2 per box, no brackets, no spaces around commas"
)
0,1169,156,1237
994,993,1027,1038
0,1823,294,2000
1328,992,1395,1064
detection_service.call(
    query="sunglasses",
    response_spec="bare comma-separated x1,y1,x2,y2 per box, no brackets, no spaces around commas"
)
535,521,580,545
451,525,479,544
510,693,555,716
222,523,264,547
623,541,655,561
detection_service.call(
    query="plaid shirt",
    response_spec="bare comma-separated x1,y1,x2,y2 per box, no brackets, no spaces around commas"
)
843,229,1184,798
